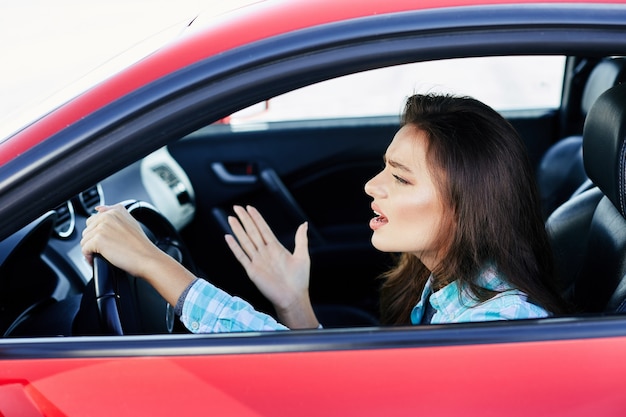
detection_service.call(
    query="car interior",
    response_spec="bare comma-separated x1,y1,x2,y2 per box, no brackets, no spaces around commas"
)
537,56,626,219
546,80,626,313
1,54,626,337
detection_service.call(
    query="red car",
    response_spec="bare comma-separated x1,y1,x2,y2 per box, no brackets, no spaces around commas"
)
1,0,626,415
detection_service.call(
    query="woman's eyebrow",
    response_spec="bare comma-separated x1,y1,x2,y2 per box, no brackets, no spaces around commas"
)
385,155,412,173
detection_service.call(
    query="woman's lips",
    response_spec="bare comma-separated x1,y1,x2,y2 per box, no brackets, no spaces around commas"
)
369,215,388,230
369,204,388,231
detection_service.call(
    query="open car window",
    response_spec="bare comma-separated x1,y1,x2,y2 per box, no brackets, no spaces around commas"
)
170,54,570,332
0,53,574,343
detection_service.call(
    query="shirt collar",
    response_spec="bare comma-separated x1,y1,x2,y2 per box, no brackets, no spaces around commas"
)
411,265,513,324
431,265,512,311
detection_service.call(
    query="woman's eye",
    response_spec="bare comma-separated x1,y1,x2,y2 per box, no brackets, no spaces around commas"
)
393,174,409,185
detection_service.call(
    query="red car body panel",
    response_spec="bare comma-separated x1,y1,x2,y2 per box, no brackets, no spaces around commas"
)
2,335,626,416
2,0,626,415
1,0,624,166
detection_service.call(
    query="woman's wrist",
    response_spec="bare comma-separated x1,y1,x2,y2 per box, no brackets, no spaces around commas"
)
275,293,319,329
136,247,197,306
133,243,170,280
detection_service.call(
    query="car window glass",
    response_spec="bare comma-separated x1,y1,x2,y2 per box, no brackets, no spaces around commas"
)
228,55,565,125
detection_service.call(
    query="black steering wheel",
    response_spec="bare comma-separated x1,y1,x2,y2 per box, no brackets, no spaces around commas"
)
93,200,196,335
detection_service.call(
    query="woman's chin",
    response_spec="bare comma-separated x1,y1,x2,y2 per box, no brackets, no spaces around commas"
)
370,234,391,253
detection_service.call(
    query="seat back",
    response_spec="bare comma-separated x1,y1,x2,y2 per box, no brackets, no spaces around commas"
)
546,82,626,313
538,57,626,218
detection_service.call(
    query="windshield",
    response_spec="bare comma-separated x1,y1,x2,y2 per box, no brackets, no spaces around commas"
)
0,1,267,142
0,18,194,142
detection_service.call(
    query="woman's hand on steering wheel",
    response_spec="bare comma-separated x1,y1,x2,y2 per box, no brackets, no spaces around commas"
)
81,204,160,278
81,204,196,308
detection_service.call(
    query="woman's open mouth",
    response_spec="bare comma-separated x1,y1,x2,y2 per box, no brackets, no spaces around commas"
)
369,206,388,231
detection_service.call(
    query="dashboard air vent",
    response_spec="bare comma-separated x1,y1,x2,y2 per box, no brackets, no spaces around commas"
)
53,201,75,239
78,184,104,215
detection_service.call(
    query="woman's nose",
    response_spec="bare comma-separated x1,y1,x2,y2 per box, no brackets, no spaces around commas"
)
364,171,383,197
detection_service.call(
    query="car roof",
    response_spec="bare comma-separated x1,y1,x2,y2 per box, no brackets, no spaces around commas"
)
0,0,622,165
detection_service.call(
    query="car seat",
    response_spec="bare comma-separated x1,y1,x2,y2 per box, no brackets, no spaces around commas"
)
546,81,626,313
537,57,626,219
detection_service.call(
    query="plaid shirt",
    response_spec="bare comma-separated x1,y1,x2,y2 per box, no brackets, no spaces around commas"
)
411,266,549,324
179,279,288,333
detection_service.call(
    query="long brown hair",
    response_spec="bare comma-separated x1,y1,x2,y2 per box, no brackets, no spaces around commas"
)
379,93,566,325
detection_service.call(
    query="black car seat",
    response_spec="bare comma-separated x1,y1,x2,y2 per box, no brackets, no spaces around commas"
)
546,82,626,313
538,57,626,219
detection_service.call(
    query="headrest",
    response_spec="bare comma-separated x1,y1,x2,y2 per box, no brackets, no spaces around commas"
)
583,82,626,217
582,57,626,115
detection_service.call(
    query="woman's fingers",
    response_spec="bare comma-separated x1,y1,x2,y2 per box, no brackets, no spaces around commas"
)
227,214,259,260
224,233,252,271
81,205,120,259
232,205,266,247
293,222,309,260
245,205,282,245
228,205,285,258
80,204,158,278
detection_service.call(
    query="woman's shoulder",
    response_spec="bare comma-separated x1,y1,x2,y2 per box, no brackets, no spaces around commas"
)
437,290,549,323
477,290,549,320
432,266,550,323
475,266,550,319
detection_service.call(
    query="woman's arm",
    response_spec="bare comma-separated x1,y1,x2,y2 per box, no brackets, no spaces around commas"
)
81,204,320,330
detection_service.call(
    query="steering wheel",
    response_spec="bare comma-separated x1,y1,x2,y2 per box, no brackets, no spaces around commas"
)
93,200,196,335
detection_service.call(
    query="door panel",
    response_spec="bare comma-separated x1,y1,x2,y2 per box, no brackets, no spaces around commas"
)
3,329,626,416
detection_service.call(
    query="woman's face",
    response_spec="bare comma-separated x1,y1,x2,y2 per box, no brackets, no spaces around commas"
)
364,124,448,270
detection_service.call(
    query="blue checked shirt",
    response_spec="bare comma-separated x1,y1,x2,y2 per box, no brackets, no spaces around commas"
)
410,266,549,324
178,279,288,333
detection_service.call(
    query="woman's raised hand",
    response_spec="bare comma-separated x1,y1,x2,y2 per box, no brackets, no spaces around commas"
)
225,205,319,329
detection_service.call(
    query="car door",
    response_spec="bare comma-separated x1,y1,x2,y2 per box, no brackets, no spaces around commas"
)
4,4,626,416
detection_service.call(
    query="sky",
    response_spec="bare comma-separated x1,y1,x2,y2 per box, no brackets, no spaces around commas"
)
0,0,255,121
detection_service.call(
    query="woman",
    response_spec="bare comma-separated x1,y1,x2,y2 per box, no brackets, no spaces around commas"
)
367,94,566,325
81,93,566,332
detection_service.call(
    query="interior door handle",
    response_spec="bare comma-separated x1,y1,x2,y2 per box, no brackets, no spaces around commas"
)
211,162,257,184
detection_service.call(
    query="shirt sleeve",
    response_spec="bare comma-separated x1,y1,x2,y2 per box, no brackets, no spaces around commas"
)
179,278,288,333
174,278,197,317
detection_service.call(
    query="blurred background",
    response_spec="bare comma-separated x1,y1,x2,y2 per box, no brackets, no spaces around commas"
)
0,0,258,118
